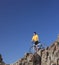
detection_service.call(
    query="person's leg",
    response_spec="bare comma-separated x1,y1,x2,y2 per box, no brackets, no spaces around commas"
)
35,41,39,52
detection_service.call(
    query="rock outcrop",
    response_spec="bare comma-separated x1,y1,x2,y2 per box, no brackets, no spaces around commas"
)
0,54,5,65
1,35,59,65
40,41,59,65
10,35,59,65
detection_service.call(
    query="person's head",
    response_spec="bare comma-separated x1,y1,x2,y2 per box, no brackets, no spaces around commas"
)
33,32,37,35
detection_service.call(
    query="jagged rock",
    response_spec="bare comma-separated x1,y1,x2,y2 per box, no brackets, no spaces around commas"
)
33,53,41,65
26,53,33,62
0,54,3,63
10,39,59,65
0,54,5,65
3,35,59,65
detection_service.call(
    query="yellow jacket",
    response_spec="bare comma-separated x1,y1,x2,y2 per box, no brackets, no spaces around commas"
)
32,34,39,42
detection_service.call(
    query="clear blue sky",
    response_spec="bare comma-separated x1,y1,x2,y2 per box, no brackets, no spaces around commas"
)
0,0,59,64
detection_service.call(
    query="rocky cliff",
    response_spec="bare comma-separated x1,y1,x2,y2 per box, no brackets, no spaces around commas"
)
10,36,59,65
1,36,59,65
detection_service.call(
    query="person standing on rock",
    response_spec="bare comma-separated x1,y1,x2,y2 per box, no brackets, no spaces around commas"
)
31,32,39,52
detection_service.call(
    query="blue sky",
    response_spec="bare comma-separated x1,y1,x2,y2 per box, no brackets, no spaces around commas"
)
0,0,59,64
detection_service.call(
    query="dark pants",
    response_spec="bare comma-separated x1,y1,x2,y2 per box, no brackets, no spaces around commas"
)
34,41,39,45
